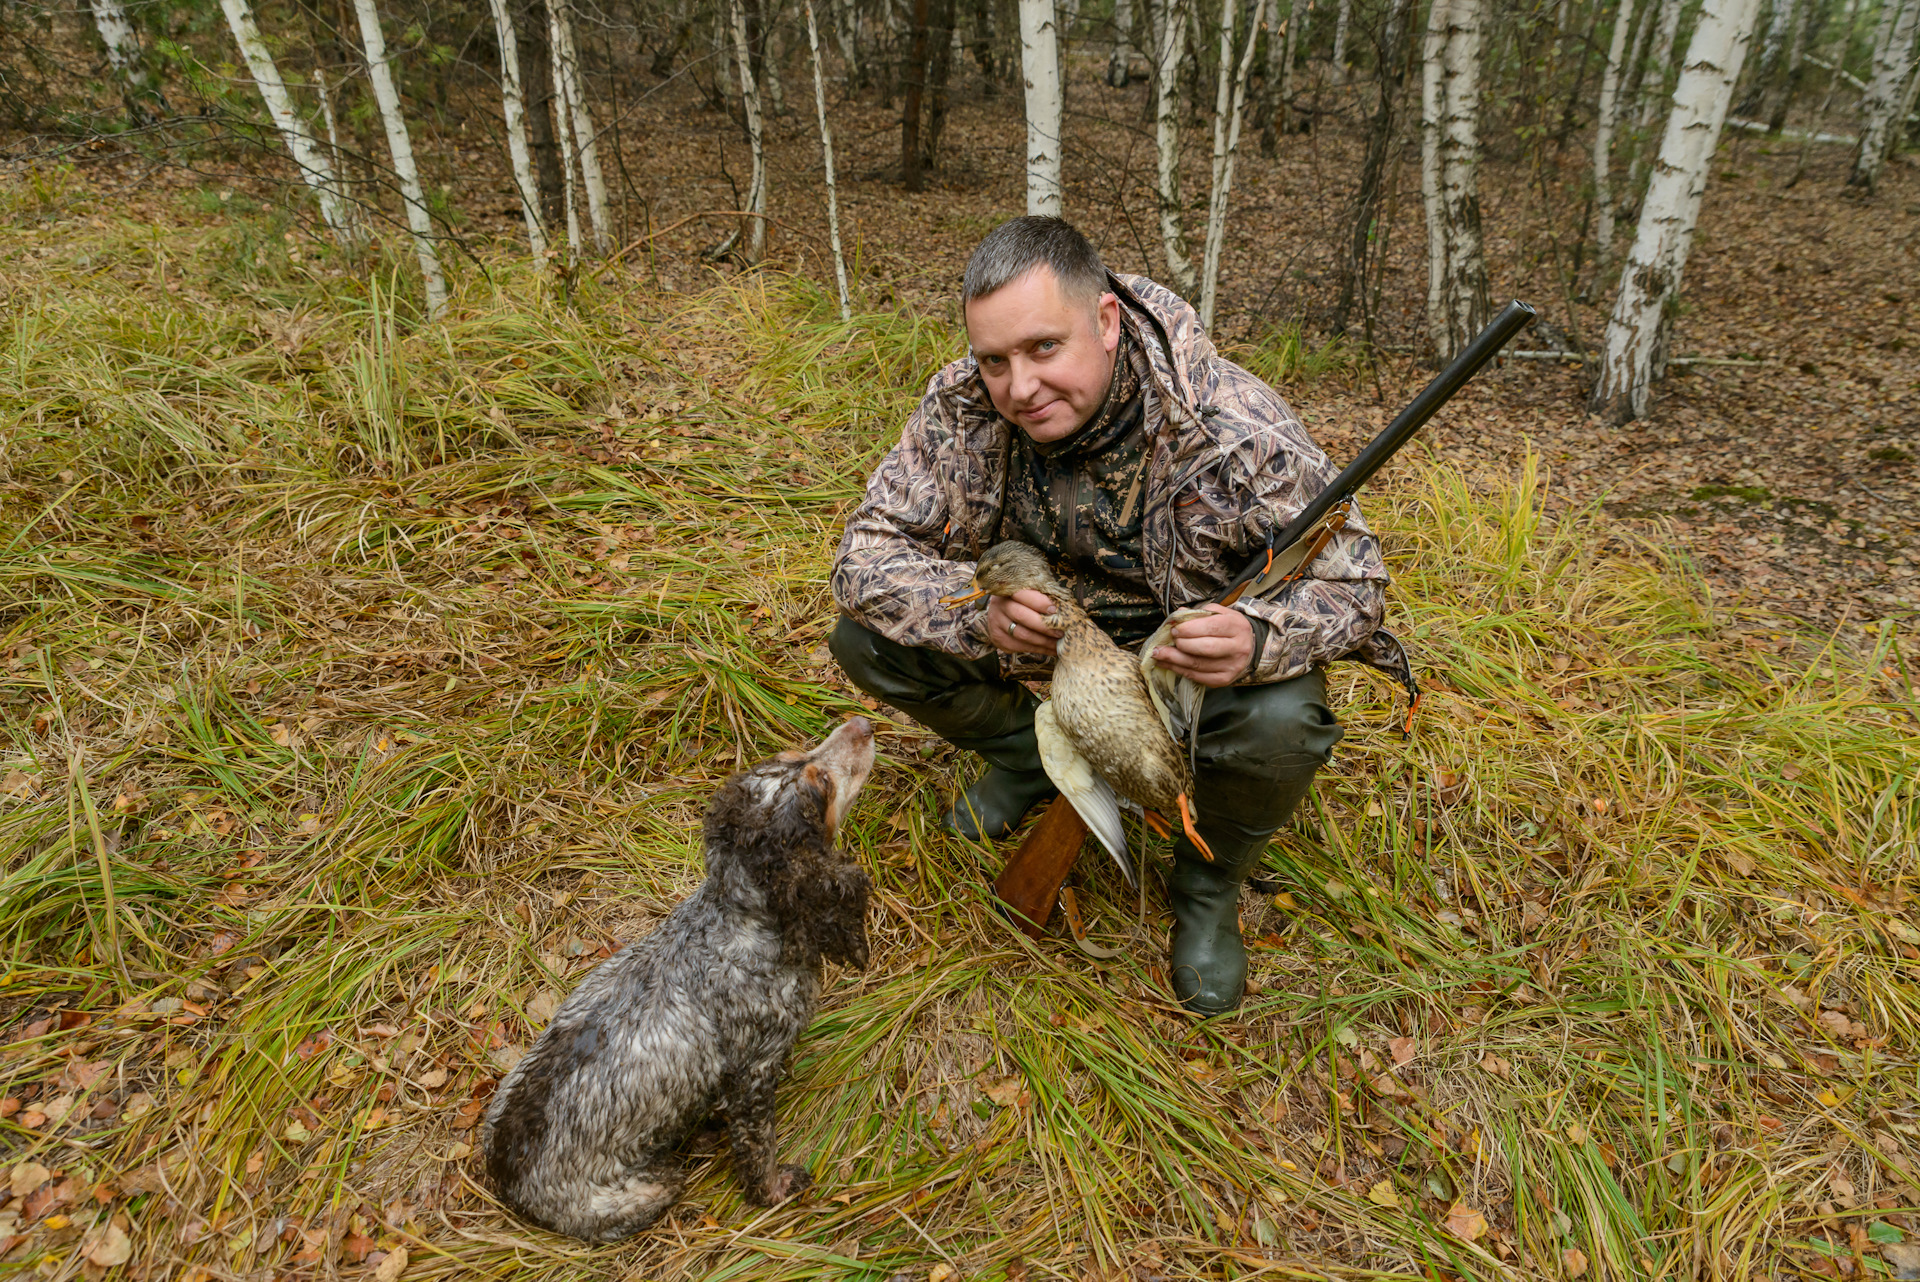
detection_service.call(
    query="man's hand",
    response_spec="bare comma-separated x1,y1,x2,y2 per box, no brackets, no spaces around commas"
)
987,589,1062,657
1151,604,1255,688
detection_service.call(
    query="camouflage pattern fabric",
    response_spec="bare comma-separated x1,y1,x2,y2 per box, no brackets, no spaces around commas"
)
830,272,1416,695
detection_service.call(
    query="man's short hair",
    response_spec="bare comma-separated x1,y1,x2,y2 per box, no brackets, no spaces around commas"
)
962,216,1110,306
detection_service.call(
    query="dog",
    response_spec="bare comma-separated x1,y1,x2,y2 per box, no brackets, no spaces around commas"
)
481,716,876,1242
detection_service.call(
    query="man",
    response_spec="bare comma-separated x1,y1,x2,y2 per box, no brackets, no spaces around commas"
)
829,217,1412,1016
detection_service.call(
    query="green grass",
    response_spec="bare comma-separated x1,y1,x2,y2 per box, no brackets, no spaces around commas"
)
1,200,1917,1282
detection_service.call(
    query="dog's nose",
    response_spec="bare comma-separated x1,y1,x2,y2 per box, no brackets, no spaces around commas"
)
843,715,873,740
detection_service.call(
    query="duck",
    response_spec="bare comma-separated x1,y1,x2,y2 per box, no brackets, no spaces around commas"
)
940,541,1216,877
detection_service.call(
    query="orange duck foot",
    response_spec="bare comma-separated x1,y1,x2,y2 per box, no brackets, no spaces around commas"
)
1177,795,1214,862
1143,809,1173,840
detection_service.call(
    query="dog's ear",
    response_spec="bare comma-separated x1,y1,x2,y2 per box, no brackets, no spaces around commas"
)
790,859,871,970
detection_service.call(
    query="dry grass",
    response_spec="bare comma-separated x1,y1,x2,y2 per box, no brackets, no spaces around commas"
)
2,179,1918,1282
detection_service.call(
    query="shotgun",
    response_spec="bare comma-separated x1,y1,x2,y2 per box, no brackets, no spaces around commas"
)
992,300,1537,941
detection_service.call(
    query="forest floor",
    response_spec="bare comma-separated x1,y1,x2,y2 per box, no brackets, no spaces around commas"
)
0,52,1918,1282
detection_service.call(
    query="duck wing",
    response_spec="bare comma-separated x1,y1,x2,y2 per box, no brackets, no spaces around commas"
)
1140,609,1213,744
1034,700,1136,888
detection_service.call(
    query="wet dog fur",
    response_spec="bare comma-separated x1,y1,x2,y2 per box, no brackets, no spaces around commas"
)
480,717,875,1242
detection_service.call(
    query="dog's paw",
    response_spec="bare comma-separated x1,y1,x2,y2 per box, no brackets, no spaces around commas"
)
762,1163,812,1205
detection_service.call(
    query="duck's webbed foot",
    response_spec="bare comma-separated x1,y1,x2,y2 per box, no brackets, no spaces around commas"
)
1177,794,1214,862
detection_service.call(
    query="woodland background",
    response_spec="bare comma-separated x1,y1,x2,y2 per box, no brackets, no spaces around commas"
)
0,0,1917,1277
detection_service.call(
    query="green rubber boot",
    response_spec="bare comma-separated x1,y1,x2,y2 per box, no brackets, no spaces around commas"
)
945,758,1059,839
1166,834,1267,1017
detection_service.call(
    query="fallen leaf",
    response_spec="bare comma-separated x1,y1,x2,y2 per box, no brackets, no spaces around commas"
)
981,1074,1029,1108
341,1233,375,1263
444,1142,471,1160
1388,1036,1416,1066
929,1266,955,1282
373,1245,409,1282
1446,1202,1488,1242
416,1068,449,1089
9,1162,51,1197
1562,1247,1589,1277
1479,1053,1512,1081
1367,1180,1401,1208
283,1119,311,1143
82,1224,133,1267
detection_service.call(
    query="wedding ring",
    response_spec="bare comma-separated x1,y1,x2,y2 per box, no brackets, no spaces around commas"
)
1007,620,1018,636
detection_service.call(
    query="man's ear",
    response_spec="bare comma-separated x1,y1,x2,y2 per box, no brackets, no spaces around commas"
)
1097,291,1121,354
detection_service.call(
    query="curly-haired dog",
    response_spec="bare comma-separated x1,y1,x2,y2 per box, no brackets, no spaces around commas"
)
481,716,876,1242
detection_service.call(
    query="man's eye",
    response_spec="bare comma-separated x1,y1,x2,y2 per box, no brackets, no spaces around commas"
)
1036,341,1057,353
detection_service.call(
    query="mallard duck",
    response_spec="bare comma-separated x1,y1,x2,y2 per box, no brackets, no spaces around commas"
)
941,541,1215,874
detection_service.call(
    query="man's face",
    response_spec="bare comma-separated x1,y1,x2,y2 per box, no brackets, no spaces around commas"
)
964,267,1122,444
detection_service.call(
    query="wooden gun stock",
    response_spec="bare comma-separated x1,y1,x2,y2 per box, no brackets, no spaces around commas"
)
992,796,1088,937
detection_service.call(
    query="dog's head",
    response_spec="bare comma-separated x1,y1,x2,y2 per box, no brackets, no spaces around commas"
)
704,716,876,969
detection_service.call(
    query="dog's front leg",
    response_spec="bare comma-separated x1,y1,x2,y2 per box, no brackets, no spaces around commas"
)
722,1064,811,1207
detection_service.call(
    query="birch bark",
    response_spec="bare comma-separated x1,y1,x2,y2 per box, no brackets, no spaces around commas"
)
1020,0,1065,214
1421,0,1489,360
352,0,450,318
1330,0,1351,82
219,0,355,244
89,0,166,121
1109,0,1135,85
804,0,852,318
549,0,612,250
1152,0,1195,287
1591,0,1637,274
730,0,771,258
1590,0,1762,423
1198,0,1263,324
1849,0,1919,187
487,0,548,255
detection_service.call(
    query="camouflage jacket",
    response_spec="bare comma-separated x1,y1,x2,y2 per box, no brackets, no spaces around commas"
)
831,272,1414,693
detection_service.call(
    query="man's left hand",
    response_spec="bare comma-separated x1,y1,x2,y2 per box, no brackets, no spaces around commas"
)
1150,604,1255,688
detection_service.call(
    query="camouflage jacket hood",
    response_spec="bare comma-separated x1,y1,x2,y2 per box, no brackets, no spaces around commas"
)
831,272,1414,693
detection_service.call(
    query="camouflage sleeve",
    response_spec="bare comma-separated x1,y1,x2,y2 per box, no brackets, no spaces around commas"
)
830,380,996,658
1200,366,1390,686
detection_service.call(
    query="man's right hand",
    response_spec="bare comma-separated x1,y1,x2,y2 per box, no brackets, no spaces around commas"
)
987,589,1063,657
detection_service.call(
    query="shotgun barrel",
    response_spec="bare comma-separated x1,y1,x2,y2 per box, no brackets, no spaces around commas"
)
1219,299,1537,601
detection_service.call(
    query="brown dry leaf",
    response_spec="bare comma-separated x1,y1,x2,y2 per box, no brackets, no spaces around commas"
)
373,1246,410,1282
416,1068,449,1089
82,1224,134,1267
1445,1202,1488,1242
981,1074,1029,1108
9,1162,51,1197
1366,1180,1401,1208
1479,1053,1512,1081
1562,1247,1589,1278
929,1266,956,1282
1388,1036,1416,1066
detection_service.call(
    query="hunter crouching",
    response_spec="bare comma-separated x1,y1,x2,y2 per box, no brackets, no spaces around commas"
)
828,216,1413,1016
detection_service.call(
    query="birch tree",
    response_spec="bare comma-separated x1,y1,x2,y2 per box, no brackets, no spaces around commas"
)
352,0,450,319
804,0,852,317
1421,0,1490,360
550,0,612,251
1109,0,1135,85
219,0,355,244
1198,0,1263,324
730,0,770,259
1330,0,1351,81
486,0,548,255
1627,0,1683,190
1152,0,1195,289
88,0,167,123
1591,0,1638,276
1849,0,1919,187
1020,0,1065,214
1589,0,1763,423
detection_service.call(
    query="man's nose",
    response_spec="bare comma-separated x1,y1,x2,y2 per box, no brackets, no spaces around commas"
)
1007,355,1041,402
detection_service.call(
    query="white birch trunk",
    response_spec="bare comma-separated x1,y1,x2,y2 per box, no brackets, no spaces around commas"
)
1020,0,1065,214
352,0,449,319
1590,0,1762,423
834,0,862,79
1850,0,1920,186
486,0,547,256
314,67,346,205
730,0,771,259
550,0,612,251
1421,0,1489,360
1592,0,1638,272
89,0,165,117
804,0,852,317
1152,0,1195,288
1198,0,1261,324
1280,0,1306,116
1109,0,1135,85
1627,0,1684,191
1331,0,1351,82
219,0,354,245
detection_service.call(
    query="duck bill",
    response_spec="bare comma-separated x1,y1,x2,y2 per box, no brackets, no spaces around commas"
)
938,585,987,608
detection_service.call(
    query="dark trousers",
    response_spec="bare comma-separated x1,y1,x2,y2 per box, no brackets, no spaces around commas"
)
830,615,1342,846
